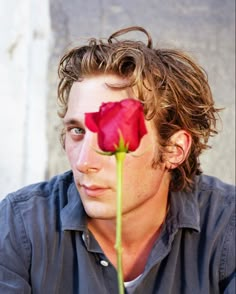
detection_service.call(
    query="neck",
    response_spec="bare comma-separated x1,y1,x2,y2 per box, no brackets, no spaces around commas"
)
88,199,168,247
87,181,169,280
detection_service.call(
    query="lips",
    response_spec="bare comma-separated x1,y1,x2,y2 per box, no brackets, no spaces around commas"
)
80,184,110,197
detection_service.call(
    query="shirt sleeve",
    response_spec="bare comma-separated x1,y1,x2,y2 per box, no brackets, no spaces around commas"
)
219,208,236,294
0,196,31,294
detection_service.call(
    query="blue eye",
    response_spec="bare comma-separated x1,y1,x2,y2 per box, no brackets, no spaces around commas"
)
68,127,85,141
71,127,85,135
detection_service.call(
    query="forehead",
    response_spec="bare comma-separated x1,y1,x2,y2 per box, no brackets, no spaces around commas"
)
65,75,136,118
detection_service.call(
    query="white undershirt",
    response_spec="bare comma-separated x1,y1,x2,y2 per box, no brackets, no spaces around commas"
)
124,274,143,288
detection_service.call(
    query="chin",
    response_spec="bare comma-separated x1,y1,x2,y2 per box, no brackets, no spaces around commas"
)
84,204,116,220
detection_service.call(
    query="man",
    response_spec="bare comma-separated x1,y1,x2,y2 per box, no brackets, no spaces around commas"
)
0,26,235,293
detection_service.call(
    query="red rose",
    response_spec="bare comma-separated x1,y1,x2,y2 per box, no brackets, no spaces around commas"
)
85,98,147,153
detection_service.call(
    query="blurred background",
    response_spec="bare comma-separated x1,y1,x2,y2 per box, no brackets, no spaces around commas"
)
0,0,235,199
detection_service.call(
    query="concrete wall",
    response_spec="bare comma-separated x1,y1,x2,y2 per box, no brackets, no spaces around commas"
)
0,0,235,200
0,0,50,198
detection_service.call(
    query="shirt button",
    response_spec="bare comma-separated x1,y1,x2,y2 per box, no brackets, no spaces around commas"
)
100,260,109,267
81,233,85,242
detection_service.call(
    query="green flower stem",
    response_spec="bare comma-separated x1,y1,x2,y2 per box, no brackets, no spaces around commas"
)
115,151,126,294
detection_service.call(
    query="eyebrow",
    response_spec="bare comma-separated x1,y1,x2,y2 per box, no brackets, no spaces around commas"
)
63,118,84,126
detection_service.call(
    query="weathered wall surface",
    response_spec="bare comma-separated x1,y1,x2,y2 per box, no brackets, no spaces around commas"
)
0,0,235,199
0,0,50,198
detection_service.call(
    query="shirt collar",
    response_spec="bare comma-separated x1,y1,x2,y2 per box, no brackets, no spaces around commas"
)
60,180,103,254
166,178,201,233
60,175,201,233
60,182,87,232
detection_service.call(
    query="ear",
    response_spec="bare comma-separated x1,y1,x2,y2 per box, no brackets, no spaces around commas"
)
165,130,192,170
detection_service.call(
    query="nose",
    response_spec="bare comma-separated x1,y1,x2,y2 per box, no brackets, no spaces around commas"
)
76,131,103,174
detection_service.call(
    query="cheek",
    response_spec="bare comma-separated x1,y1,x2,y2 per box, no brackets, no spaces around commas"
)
122,151,166,192
122,153,153,185
125,149,154,169
65,138,79,165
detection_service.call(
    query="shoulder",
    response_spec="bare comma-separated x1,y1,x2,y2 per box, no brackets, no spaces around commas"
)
194,174,235,228
0,170,75,248
195,175,235,286
196,174,235,209
0,171,75,288
1,170,74,205
190,174,235,256
0,171,75,225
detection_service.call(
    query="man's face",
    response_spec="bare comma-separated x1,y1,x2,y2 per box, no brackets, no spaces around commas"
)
63,74,170,221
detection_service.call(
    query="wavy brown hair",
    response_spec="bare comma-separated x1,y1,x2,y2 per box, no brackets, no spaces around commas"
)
58,26,221,191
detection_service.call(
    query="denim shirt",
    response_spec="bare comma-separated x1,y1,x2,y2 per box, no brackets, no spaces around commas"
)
0,171,235,294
